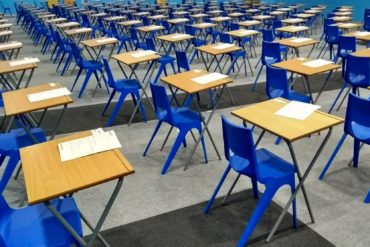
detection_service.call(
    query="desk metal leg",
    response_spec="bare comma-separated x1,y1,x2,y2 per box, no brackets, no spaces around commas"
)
44,177,124,247
186,86,226,168
313,68,338,104
303,75,313,103
50,104,67,140
266,128,332,242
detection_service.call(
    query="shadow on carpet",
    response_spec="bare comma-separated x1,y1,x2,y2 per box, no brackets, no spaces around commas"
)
86,189,334,247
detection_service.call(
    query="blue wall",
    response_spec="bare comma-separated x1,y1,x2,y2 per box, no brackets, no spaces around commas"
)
264,0,368,21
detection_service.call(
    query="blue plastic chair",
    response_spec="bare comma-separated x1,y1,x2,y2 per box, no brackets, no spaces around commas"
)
333,36,356,76
204,116,297,246
70,42,107,98
146,37,176,84
0,1,12,16
320,93,370,180
161,20,171,34
319,25,340,60
101,57,146,127
252,41,282,91
365,190,370,203
0,191,82,246
81,14,97,38
110,21,131,53
129,28,147,50
329,54,370,113
143,82,208,174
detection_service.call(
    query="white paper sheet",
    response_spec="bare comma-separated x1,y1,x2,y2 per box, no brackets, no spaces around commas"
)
58,129,122,162
213,43,235,50
0,41,22,49
9,57,40,66
291,38,312,43
171,33,191,39
274,101,321,120
191,72,228,84
27,87,71,102
96,37,118,43
302,59,334,68
131,50,157,58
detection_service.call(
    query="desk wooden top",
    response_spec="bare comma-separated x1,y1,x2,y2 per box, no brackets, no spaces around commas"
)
227,29,260,38
343,31,370,41
238,20,262,27
273,58,340,76
352,49,370,57
331,16,351,22
168,18,190,24
231,98,343,142
252,15,273,20
281,18,305,25
118,20,143,26
81,37,118,48
21,131,135,205
210,16,232,22
0,30,12,36
133,11,151,16
161,69,233,94
3,82,73,116
56,22,80,29
304,10,320,14
270,11,285,16
192,22,217,29
275,25,309,34
295,13,315,19
64,27,92,36
90,12,109,18
46,17,68,24
0,41,22,52
333,22,361,29
191,13,209,18
103,16,126,22
197,43,242,56
228,12,245,18
0,58,37,74
112,50,161,66
276,37,319,48
157,33,194,42
136,25,165,32
148,15,168,20
334,12,352,16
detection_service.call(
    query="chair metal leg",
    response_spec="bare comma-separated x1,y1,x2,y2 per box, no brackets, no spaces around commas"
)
143,121,163,156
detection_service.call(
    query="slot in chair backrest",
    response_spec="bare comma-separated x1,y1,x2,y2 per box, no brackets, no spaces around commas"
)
266,65,290,99
345,54,370,90
345,93,370,140
150,82,174,123
221,116,258,176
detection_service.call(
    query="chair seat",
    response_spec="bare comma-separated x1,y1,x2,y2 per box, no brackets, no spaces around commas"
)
193,39,206,46
81,60,102,69
158,107,201,126
350,122,370,143
0,197,81,246
159,55,175,63
115,79,142,91
256,148,296,183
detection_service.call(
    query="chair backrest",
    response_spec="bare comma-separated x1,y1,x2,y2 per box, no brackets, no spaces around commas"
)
70,42,84,65
345,54,370,89
110,21,118,36
142,16,150,26
272,20,282,29
325,25,340,43
262,29,275,42
364,16,370,31
229,23,239,31
219,33,231,44
150,82,174,123
265,65,290,99
184,25,196,36
98,18,106,31
81,14,91,27
130,28,139,42
261,41,281,66
337,36,356,56
101,57,115,88
145,37,156,51
175,50,190,72
161,20,171,31
344,93,370,138
221,115,257,175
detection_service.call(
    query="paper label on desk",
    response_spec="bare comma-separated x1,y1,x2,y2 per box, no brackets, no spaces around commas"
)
355,31,370,36
191,72,228,84
27,87,71,102
131,50,157,58
213,43,235,50
302,59,333,68
9,57,40,66
0,41,22,49
274,101,321,120
96,37,118,43
58,130,122,162
171,33,191,39
291,38,312,43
